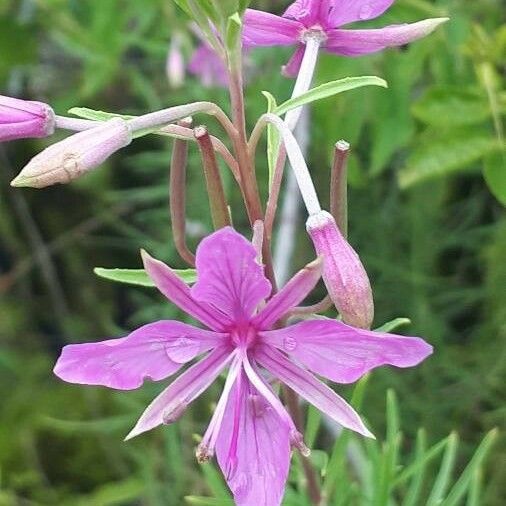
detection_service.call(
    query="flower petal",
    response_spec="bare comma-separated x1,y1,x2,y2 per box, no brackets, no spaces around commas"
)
216,369,291,506
282,45,306,78
243,9,302,46
253,258,321,330
142,250,225,331
125,346,233,440
283,0,320,25
53,321,225,390
327,0,395,27
191,227,272,324
260,320,433,384
325,18,449,56
256,345,374,438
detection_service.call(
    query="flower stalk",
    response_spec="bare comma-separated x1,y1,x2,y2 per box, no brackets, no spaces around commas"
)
194,125,232,230
331,140,350,237
170,118,196,267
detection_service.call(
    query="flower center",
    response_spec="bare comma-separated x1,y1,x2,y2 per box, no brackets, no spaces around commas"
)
301,26,328,44
230,324,257,350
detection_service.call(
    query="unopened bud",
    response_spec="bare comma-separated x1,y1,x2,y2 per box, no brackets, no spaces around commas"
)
166,34,185,88
11,118,131,188
290,430,311,457
0,95,55,142
306,211,374,329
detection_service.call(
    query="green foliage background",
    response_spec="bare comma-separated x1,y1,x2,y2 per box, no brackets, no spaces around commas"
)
0,0,504,504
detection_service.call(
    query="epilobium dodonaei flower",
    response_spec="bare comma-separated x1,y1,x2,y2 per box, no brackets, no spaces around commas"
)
188,43,230,88
243,0,449,76
0,95,55,142
11,118,132,188
307,210,374,329
54,227,432,506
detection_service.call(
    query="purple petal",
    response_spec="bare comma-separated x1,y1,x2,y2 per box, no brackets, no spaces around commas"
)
53,321,225,390
282,45,306,78
142,250,225,331
327,0,395,27
188,44,229,88
216,369,291,506
325,18,449,56
243,9,302,47
259,320,433,384
191,228,272,324
253,258,321,330
125,346,233,440
256,345,374,438
283,0,320,25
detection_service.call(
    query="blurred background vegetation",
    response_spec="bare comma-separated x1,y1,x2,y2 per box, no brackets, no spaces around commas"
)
0,0,504,504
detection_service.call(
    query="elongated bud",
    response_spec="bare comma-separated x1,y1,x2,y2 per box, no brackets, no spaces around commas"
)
166,34,185,88
0,95,55,142
11,118,132,188
306,210,374,329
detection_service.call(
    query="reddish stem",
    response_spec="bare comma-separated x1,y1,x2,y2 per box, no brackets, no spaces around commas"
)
194,125,231,230
169,118,195,266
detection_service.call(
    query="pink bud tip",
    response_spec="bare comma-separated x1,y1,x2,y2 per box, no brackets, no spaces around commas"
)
0,95,55,142
10,118,132,188
306,211,374,329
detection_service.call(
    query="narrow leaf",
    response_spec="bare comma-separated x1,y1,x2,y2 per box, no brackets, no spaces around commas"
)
274,77,388,116
375,317,411,333
440,429,498,506
94,267,197,286
427,431,459,505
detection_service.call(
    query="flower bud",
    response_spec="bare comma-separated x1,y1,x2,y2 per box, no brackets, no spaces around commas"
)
166,34,185,88
0,95,55,142
306,210,374,329
11,118,132,188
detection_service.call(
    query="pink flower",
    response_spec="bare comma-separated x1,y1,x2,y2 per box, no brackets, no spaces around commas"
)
54,227,432,506
243,0,448,76
0,95,55,142
188,43,229,88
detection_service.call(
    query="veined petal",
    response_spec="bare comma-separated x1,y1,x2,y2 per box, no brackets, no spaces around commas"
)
142,250,225,331
243,9,302,46
282,45,306,78
191,228,272,324
253,258,322,330
256,345,374,438
54,321,226,390
325,18,449,56
259,320,433,384
283,0,320,25
216,369,291,506
125,346,233,440
327,0,395,27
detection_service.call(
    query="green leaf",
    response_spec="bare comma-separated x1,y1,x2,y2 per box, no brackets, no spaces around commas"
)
225,13,242,54
412,88,495,127
262,91,280,188
427,431,459,505
483,151,506,205
274,76,388,116
211,0,239,19
69,106,134,122
185,497,233,506
94,267,197,286
399,132,502,188
375,317,412,333
440,429,498,506
403,429,428,506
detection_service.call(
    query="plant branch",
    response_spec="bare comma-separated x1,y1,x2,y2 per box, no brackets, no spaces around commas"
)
169,118,196,266
194,126,231,230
